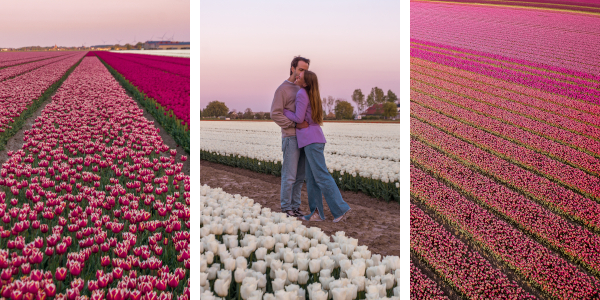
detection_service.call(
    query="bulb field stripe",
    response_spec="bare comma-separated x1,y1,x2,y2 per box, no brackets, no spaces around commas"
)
0,56,191,298
411,132,600,278
409,261,449,299
410,202,533,298
411,164,600,299
0,53,71,69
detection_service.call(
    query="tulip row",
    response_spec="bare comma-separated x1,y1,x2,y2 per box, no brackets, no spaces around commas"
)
0,52,68,69
0,56,190,299
93,52,190,128
200,150,399,202
410,78,600,157
0,52,86,151
421,0,600,13
412,68,600,141
108,53,189,67
200,185,400,300
410,134,600,278
101,53,189,78
411,57,600,117
410,98,600,231
94,54,189,153
409,261,448,300
411,203,532,299
411,38,600,83
0,53,76,82
411,59,600,129
411,88,600,179
410,165,600,299
411,2,600,74
411,41,600,91
411,99,600,208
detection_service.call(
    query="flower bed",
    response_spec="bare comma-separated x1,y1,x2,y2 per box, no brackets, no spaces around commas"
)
0,56,190,299
200,185,400,300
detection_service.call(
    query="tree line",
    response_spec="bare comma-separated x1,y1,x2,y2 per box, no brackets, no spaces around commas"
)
201,87,398,120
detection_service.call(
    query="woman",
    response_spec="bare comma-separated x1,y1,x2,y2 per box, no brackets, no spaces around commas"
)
283,70,352,223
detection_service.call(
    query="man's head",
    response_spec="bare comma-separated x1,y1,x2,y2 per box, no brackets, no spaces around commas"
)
290,56,310,80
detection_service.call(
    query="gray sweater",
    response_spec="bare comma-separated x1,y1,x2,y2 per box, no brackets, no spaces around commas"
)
270,80,301,138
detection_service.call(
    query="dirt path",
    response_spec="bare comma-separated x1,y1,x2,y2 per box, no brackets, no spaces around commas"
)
200,160,400,257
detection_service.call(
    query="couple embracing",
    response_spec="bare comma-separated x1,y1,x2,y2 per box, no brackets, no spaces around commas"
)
270,56,352,223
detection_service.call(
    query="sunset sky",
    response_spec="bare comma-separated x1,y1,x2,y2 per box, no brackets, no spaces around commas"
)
200,0,400,113
0,0,190,48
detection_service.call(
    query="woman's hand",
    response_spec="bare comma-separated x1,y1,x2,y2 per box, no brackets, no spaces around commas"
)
296,120,309,129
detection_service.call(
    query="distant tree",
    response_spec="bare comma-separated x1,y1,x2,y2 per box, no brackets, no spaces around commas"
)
237,111,244,119
383,102,397,119
135,42,143,50
334,101,354,120
243,108,254,119
255,112,264,119
125,43,132,50
228,109,238,119
264,112,271,119
366,87,385,107
326,96,335,114
204,101,229,118
386,90,398,103
351,89,366,115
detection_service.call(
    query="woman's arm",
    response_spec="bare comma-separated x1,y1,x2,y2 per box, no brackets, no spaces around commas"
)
283,89,309,124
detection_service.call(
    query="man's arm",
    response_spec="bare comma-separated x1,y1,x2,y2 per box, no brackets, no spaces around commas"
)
270,88,295,129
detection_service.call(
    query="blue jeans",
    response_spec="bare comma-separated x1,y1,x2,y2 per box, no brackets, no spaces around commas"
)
281,136,305,211
303,143,350,220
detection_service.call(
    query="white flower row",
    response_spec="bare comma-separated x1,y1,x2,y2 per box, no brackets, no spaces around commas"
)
200,122,399,183
200,185,400,300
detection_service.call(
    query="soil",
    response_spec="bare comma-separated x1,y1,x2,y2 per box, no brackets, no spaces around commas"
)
200,160,400,257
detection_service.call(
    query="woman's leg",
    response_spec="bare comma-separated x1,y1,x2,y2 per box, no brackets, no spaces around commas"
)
304,143,350,219
304,154,325,220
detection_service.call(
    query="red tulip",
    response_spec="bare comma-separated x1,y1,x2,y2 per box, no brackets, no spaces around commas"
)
55,267,67,281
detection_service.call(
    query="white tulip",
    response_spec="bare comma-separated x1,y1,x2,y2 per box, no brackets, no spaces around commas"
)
275,269,287,282
214,278,231,297
331,288,347,300
283,249,295,263
205,251,215,265
272,278,286,292
319,276,335,290
200,257,207,272
352,276,365,292
256,273,267,289
271,259,283,271
311,290,328,300
235,268,247,283
255,247,267,260
381,274,395,290
218,269,232,281
297,258,309,272
309,259,322,274
201,290,216,300
319,269,331,278
236,256,248,270
207,266,219,280
200,272,208,287
223,258,236,271
263,293,276,300
287,267,299,283
298,271,309,285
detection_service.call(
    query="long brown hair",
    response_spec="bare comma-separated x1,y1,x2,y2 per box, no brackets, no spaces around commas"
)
302,70,323,125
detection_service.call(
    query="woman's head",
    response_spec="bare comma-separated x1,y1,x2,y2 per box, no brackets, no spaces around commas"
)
301,70,323,125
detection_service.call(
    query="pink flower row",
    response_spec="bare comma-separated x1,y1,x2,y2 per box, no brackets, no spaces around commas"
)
0,56,190,299
411,203,531,299
94,52,190,127
411,126,600,276
0,52,69,69
0,53,85,134
411,89,600,185
411,164,600,299
104,53,189,78
411,91,600,201
411,58,600,127
410,79,600,156
411,47,600,104
411,99,600,230
411,2,600,74
0,53,79,82
409,261,448,300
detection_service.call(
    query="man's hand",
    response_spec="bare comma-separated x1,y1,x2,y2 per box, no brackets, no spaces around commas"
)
296,121,309,129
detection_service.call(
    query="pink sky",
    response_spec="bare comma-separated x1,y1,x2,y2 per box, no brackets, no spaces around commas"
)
0,0,189,48
200,1,400,113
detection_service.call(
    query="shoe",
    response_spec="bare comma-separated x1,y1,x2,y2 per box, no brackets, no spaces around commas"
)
283,210,299,219
333,208,352,223
303,208,324,222
292,208,304,217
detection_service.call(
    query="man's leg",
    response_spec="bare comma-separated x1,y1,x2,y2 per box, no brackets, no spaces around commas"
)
280,136,301,212
291,146,305,212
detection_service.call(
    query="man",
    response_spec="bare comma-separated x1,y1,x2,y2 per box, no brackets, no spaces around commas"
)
270,56,310,218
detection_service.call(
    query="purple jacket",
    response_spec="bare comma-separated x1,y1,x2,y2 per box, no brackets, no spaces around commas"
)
283,88,327,148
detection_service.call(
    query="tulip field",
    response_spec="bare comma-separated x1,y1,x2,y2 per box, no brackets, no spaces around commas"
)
200,122,399,202
411,1,600,299
91,51,190,153
0,56,190,299
200,184,400,300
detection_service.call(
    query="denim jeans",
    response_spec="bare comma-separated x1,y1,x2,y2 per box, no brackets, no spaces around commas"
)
303,143,350,220
281,136,305,211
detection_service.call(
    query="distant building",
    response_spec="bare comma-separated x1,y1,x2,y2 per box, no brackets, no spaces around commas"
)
143,41,190,50
361,103,385,117
90,45,113,50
